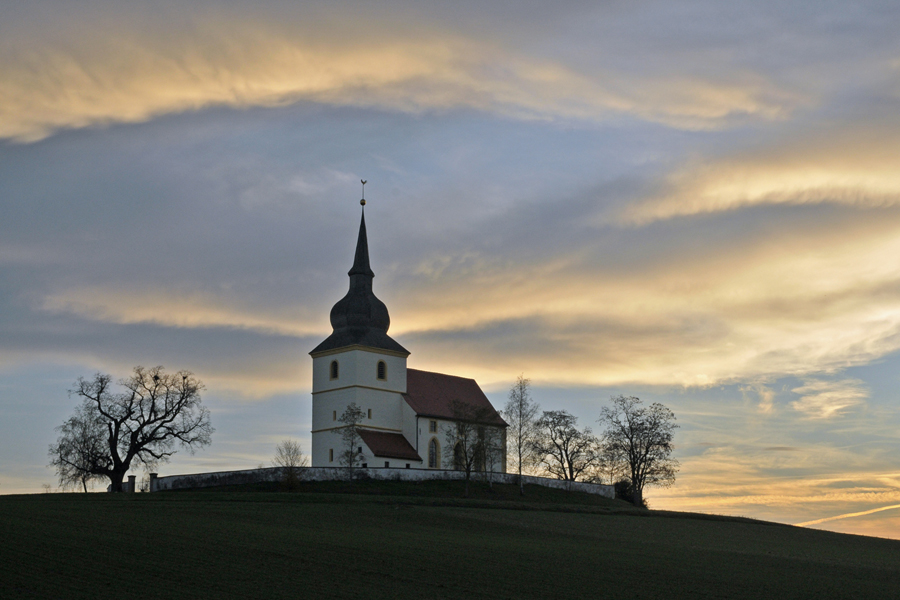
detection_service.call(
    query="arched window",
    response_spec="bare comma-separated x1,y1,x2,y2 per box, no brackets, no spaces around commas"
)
428,438,440,469
453,442,465,471
330,360,339,380
376,360,387,381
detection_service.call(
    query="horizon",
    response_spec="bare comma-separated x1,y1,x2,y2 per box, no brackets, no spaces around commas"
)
3,0,900,540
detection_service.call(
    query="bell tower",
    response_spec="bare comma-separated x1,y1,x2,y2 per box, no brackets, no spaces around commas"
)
309,198,410,467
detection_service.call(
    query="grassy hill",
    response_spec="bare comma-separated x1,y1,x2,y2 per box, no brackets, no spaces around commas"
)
2,480,899,599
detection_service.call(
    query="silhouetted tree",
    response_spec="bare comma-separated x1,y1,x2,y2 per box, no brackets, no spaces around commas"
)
593,436,628,485
50,403,105,492
533,410,600,482
503,375,540,495
272,439,309,489
337,403,365,483
49,366,213,493
480,424,506,490
613,478,648,508
598,395,679,507
443,399,503,497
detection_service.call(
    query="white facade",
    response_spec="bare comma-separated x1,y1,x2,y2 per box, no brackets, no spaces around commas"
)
311,346,423,467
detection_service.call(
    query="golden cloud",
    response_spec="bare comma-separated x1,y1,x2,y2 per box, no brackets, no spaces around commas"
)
790,378,869,419
41,286,326,337
0,15,799,142
38,203,900,393
385,211,900,389
621,124,900,224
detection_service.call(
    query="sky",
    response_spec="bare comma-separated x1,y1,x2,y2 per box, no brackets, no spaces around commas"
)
3,0,900,538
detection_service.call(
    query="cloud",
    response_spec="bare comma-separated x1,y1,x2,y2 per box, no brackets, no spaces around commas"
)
0,5,801,142
620,122,900,224
790,378,869,419
41,286,326,337
742,384,776,414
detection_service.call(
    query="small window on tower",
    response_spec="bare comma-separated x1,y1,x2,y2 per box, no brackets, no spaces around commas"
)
329,449,334,462
376,361,387,381
367,408,372,419
333,410,336,421
330,360,339,380
429,420,437,433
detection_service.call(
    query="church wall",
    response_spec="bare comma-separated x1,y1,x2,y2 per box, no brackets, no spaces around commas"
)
312,349,407,394
152,466,614,498
312,387,405,433
411,417,507,473
400,401,420,458
311,388,407,466
311,347,410,466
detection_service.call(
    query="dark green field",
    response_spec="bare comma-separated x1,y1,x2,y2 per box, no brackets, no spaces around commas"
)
2,481,899,599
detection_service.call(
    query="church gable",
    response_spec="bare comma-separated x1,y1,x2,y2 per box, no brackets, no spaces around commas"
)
403,369,507,427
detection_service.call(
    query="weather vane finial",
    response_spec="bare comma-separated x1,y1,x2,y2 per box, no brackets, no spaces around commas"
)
360,179,367,206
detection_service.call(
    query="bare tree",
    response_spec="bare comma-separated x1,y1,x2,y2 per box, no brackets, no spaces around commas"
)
442,399,504,497
273,439,309,489
49,403,106,492
337,403,365,483
49,366,213,493
503,375,540,495
480,425,506,490
598,395,679,507
593,440,627,486
533,410,600,482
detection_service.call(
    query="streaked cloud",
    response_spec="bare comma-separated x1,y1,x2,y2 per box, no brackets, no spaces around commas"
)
622,122,900,224
790,378,869,419
0,4,802,142
41,286,325,337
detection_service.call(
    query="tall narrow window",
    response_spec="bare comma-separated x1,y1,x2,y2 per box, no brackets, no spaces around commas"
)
376,360,386,381
428,438,440,468
329,449,334,462
330,360,339,380
367,408,372,419
429,420,437,433
453,442,465,471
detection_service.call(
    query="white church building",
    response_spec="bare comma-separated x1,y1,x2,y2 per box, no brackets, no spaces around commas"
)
309,204,507,472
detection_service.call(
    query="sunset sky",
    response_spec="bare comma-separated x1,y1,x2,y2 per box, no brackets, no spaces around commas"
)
3,0,900,538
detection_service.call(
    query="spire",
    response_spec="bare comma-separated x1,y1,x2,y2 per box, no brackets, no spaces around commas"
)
348,209,375,278
310,194,409,356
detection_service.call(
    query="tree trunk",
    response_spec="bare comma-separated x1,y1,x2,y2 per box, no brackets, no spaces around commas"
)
108,470,125,493
633,487,643,508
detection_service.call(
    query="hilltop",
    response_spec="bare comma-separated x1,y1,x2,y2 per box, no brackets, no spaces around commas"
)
3,481,898,599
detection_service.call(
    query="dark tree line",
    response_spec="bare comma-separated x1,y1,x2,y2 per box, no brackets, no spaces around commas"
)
504,378,679,507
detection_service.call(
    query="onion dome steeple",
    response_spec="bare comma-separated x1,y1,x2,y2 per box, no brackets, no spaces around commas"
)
310,200,409,356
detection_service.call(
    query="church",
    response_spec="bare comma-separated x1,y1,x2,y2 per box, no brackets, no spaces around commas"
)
309,201,507,472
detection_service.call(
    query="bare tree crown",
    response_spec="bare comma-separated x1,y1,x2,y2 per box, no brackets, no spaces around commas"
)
598,395,679,506
49,366,213,492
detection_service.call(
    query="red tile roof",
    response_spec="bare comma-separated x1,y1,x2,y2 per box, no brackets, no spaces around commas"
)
358,429,422,461
403,369,507,427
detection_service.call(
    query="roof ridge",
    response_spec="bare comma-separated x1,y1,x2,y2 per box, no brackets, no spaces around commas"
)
407,368,476,382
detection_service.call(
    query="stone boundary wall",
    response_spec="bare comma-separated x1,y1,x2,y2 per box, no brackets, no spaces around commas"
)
150,467,614,498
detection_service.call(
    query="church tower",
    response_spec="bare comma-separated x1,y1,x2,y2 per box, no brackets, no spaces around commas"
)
309,204,411,467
